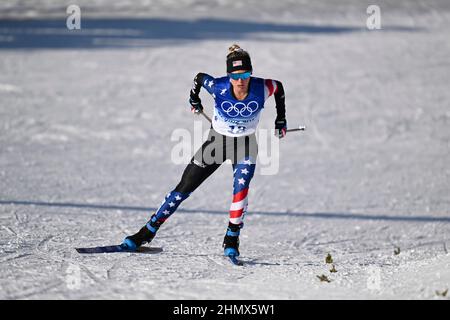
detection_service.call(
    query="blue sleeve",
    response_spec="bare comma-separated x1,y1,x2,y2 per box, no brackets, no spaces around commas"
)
200,74,216,95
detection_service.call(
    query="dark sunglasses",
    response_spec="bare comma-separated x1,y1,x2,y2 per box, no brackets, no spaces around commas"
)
228,71,252,80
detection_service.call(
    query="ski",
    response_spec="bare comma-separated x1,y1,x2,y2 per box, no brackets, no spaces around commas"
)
75,244,161,254
227,255,243,266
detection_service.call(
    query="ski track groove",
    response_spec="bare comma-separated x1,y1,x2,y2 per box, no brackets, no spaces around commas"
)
32,235,106,288
0,252,32,264
79,264,103,285
13,211,29,225
36,235,53,252
2,225,18,236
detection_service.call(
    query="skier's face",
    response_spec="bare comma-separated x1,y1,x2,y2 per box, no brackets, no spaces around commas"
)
229,70,251,92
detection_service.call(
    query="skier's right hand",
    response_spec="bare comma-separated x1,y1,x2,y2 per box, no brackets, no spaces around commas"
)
189,97,203,114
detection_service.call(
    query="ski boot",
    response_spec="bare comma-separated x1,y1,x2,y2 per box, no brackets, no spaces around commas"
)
223,223,242,257
122,215,161,251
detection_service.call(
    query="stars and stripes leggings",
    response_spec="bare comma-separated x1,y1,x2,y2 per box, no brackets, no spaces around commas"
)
149,128,257,230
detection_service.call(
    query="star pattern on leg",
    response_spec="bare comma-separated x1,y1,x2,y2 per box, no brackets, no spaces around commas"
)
175,195,182,201
238,178,246,185
163,210,170,215
168,202,175,207
241,168,249,175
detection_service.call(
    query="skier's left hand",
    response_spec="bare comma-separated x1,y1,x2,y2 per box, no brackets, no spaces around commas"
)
275,117,287,139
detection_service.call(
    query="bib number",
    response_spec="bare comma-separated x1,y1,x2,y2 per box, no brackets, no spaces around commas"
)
228,125,247,135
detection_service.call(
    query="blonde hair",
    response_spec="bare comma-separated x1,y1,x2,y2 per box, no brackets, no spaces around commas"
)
227,44,250,60
228,44,244,56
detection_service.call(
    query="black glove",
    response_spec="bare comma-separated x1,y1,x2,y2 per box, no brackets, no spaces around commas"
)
189,97,203,114
275,117,287,139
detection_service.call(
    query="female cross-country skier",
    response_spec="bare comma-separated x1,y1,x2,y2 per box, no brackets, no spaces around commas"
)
122,44,287,259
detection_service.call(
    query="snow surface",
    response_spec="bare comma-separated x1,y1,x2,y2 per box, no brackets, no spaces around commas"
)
0,0,449,299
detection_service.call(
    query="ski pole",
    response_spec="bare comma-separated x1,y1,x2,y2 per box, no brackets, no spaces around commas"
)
286,125,306,132
198,110,212,123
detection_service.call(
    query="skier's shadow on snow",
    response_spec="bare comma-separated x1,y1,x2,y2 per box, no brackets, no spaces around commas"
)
0,17,420,49
133,246,163,254
1,200,449,223
241,259,286,267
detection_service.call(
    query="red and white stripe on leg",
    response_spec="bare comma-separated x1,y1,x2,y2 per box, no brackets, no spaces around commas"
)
229,188,249,225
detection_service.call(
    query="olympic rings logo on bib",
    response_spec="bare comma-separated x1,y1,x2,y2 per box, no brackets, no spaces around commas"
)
220,101,259,118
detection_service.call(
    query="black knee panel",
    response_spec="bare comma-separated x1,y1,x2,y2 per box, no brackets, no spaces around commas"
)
174,162,220,194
